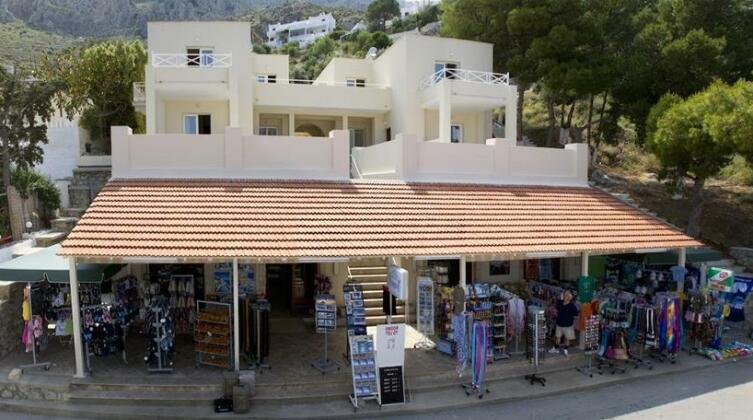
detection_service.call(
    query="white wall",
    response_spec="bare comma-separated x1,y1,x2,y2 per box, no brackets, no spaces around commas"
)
315,58,375,85
164,100,230,134
353,135,589,187
252,53,289,80
111,126,350,180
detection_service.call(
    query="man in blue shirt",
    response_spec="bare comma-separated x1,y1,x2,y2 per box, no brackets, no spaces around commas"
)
550,290,579,356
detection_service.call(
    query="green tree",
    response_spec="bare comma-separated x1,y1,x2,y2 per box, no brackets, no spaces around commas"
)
646,80,753,237
367,0,400,31
0,66,60,238
613,0,753,141
42,40,147,151
11,168,61,229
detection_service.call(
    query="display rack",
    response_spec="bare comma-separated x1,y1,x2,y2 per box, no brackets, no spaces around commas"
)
249,299,271,372
576,315,600,377
525,306,546,386
146,303,174,373
435,286,455,356
468,285,494,363
344,284,366,360
194,300,232,369
491,298,509,360
312,294,340,374
348,334,378,410
18,283,52,372
415,277,434,349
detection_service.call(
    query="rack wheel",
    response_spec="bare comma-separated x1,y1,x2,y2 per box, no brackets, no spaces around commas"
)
478,394,483,399
486,389,490,394
44,366,50,371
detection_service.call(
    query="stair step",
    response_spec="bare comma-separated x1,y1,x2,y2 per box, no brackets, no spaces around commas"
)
348,266,387,271
365,315,405,325
68,390,220,406
61,208,86,218
348,273,387,279
352,281,385,291
34,231,67,247
365,306,404,316
51,217,78,232
69,381,222,393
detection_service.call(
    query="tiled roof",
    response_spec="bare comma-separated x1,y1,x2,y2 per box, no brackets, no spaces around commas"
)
58,179,702,260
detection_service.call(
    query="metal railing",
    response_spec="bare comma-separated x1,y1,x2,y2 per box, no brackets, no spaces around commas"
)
132,82,146,102
419,68,510,90
255,78,388,89
151,53,232,68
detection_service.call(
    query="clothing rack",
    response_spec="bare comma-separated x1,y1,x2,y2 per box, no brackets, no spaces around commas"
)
18,283,52,372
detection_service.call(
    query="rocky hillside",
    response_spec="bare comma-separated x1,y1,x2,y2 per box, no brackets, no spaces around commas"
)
0,0,369,38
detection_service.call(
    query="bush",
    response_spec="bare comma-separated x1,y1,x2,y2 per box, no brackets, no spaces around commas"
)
719,155,753,186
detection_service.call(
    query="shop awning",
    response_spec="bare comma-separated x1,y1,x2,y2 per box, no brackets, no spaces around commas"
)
643,247,725,266
58,179,703,261
0,244,120,283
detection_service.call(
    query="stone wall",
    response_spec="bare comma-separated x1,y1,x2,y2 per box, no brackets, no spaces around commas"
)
0,380,66,401
731,247,753,272
0,282,25,359
68,167,111,209
7,187,40,241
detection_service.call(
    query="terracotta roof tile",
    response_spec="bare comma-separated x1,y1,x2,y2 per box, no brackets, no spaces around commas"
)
58,179,703,260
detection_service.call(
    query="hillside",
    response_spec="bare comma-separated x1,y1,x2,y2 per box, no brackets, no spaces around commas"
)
0,0,369,38
0,20,80,68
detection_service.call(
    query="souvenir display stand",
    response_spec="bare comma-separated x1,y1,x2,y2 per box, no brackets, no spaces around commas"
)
491,298,509,360
460,319,491,398
525,306,546,386
467,284,494,363
348,334,378,410
415,277,434,349
312,295,340,374
595,307,629,375
145,297,174,373
344,284,366,360
576,315,600,377
629,303,655,370
194,300,232,369
19,283,52,371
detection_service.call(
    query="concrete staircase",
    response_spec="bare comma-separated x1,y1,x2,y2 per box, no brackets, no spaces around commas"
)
67,381,222,407
346,264,405,325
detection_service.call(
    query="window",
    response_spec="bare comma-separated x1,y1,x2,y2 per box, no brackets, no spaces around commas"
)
489,261,511,276
183,114,211,134
386,127,392,141
259,126,278,136
346,78,366,87
450,124,463,143
350,128,366,148
256,74,277,84
434,62,459,82
186,48,214,67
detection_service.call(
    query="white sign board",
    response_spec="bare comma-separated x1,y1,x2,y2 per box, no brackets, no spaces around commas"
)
375,323,406,367
388,265,408,300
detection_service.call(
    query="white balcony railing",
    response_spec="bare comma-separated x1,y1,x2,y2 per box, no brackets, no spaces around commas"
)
419,68,510,90
151,53,232,68
132,82,145,102
255,78,388,89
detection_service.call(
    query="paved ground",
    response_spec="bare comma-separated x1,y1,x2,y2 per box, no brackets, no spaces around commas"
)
399,357,753,420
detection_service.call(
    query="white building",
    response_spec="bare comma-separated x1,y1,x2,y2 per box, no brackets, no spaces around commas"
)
138,21,517,149
399,0,440,17
266,13,337,49
52,21,701,381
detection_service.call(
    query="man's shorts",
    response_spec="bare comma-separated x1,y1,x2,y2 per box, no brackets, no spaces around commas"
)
555,325,576,341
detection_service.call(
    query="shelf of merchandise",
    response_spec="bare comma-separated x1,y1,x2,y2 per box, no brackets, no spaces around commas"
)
492,299,509,360
194,300,232,369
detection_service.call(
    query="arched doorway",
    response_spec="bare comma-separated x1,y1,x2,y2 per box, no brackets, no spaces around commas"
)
294,123,325,137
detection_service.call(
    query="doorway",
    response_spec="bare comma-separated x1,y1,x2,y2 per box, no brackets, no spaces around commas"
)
265,263,318,316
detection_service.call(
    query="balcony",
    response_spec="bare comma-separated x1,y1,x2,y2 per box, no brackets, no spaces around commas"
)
351,135,589,187
151,53,232,68
149,53,232,99
254,79,390,112
111,126,349,180
419,68,515,110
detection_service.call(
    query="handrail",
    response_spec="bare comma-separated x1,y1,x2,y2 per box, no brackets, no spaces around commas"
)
419,68,510,90
256,78,388,89
151,53,232,68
